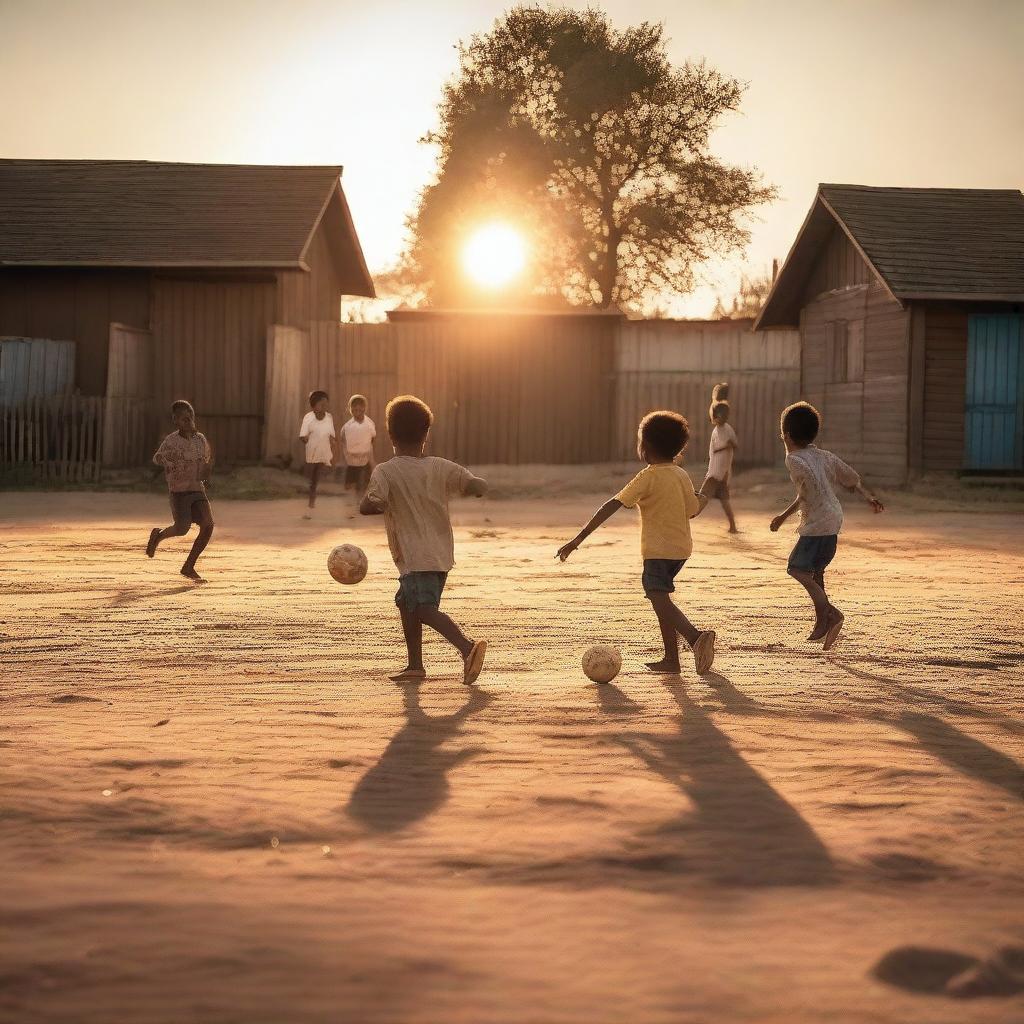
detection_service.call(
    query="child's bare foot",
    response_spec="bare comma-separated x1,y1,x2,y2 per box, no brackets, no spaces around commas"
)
463,640,487,685
146,528,160,558
808,619,829,642
728,526,739,534
389,667,426,682
645,659,680,673
822,609,844,651
180,566,206,583
692,630,716,674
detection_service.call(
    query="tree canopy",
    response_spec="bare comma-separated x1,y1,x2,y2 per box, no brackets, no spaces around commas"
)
403,6,776,310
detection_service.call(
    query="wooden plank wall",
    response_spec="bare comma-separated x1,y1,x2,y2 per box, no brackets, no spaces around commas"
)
922,305,968,470
151,276,275,463
276,217,344,330
0,269,149,395
263,325,311,466
616,320,801,466
0,337,76,401
800,281,909,485
103,323,156,467
273,316,619,466
801,225,873,301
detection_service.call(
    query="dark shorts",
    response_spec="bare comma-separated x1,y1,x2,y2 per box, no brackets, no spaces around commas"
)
642,558,687,595
701,475,730,500
395,571,448,611
169,491,211,531
788,534,838,573
345,464,372,490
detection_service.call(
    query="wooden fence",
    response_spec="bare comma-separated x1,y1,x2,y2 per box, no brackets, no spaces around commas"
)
265,312,621,466
0,394,105,482
615,319,801,465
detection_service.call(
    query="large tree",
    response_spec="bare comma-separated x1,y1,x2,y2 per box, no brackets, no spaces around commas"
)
404,6,776,309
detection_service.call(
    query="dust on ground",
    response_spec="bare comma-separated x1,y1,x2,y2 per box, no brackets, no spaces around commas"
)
1,475,1022,1024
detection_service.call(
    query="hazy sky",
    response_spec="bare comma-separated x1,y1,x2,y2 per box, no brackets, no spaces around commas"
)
3,0,1022,314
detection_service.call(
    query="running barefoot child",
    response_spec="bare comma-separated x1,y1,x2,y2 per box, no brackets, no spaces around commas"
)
557,411,717,676
146,400,214,582
360,395,488,685
699,386,739,533
299,390,338,520
770,401,884,650
339,394,376,508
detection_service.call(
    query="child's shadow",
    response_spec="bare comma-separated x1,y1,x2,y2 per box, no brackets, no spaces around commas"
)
346,682,492,833
615,680,835,886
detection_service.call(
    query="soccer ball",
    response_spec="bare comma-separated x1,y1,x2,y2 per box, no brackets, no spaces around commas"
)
327,544,367,585
582,644,622,683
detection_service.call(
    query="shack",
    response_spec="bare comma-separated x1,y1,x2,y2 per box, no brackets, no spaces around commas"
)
755,185,1024,484
0,159,375,464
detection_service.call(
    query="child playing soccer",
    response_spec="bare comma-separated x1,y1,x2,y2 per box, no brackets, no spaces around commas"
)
557,411,717,676
299,390,338,520
360,395,488,684
146,400,214,582
339,394,376,507
770,401,884,650
700,387,739,533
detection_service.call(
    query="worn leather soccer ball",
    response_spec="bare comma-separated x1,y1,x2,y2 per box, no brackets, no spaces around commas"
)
582,644,622,683
327,544,368,585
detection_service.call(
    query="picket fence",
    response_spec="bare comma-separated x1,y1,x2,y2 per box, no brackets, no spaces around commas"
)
0,394,105,482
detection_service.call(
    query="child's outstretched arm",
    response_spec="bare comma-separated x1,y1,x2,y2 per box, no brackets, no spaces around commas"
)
770,496,801,532
556,498,622,561
851,480,884,513
464,474,487,498
835,457,884,513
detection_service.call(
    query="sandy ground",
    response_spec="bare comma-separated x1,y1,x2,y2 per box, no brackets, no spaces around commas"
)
1,480,1023,1024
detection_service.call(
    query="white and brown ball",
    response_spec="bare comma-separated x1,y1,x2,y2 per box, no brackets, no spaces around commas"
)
582,644,622,683
327,544,368,585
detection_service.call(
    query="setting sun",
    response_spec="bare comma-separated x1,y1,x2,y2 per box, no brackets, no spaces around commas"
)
462,223,527,288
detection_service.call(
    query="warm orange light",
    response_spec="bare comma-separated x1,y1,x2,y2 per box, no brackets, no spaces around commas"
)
462,223,527,288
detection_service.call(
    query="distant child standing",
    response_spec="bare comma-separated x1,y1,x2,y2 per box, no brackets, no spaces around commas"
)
146,400,215,582
299,390,338,520
770,401,884,650
557,411,717,676
700,388,739,533
360,395,488,685
339,393,376,505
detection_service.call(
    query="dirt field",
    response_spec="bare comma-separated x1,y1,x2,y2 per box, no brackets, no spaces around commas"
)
1,480,1023,1024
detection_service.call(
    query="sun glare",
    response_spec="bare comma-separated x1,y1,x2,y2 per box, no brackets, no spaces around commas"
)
462,223,527,289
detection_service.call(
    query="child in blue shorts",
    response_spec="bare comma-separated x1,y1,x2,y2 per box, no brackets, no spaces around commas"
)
557,411,717,676
770,402,884,650
360,395,488,685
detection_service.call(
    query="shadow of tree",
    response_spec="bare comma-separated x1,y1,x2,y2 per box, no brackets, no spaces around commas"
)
346,683,492,833
614,680,835,886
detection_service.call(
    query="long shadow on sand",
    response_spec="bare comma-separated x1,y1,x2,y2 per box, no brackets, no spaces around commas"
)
346,682,492,833
613,678,836,886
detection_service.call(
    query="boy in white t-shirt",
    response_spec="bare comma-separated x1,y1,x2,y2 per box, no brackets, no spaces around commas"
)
699,398,739,533
770,402,884,650
339,394,376,505
298,390,338,520
360,394,488,685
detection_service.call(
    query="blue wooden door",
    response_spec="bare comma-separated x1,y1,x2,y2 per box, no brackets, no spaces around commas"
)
965,314,1024,470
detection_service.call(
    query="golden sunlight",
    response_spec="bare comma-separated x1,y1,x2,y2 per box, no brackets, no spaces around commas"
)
461,223,527,288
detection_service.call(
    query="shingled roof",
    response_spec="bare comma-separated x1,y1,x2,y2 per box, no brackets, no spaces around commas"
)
756,185,1024,328
0,159,374,294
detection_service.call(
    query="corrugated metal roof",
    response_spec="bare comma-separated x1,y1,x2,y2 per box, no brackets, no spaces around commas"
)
0,159,354,270
756,184,1024,327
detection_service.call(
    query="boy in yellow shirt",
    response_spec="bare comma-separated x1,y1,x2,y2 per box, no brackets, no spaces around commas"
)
557,411,716,676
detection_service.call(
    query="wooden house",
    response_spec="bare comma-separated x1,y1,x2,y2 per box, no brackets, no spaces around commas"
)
0,160,374,463
755,185,1024,484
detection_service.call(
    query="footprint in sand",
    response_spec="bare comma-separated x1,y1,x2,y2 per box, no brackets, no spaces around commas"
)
872,944,1024,998
52,694,103,704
